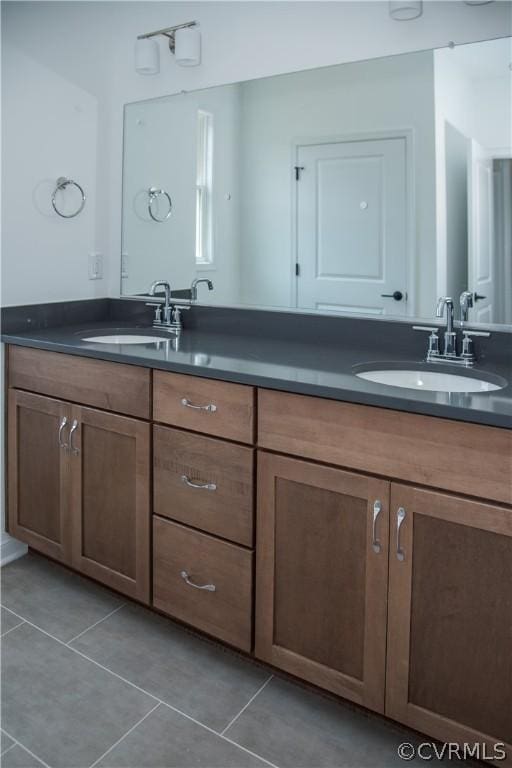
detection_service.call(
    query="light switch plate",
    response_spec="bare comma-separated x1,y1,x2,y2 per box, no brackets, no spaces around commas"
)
88,252,103,280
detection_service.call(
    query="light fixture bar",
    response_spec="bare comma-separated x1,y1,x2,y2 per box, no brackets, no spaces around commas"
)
137,21,197,41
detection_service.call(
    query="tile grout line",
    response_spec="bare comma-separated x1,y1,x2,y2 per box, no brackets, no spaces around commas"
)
1,606,279,768
66,604,126,645
1,727,51,768
159,701,280,768
0,620,26,638
88,702,161,768
1,605,161,704
220,674,274,736
0,742,17,758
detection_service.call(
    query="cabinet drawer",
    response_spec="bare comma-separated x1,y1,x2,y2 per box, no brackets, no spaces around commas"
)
258,389,512,505
153,517,253,651
8,346,150,419
153,371,254,444
154,426,254,546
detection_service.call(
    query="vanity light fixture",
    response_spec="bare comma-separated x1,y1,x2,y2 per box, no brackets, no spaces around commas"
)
135,21,200,75
389,1,423,20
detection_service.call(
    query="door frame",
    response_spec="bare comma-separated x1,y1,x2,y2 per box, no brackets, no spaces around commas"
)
386,483,512,762
291,128,416,316
256,450,390,713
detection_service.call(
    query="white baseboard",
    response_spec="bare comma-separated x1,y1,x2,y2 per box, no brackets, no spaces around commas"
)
0,533,28,567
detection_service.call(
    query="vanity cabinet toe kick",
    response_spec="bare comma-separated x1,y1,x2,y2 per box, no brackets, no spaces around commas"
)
6,345,512,765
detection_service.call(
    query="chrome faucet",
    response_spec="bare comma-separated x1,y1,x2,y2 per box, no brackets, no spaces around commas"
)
146,280,191,333
148,280,172,324
436,297,456,356
190,278,214,302
414,295,490,367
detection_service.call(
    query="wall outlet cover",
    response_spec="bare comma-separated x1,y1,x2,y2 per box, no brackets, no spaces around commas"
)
88,252,103,280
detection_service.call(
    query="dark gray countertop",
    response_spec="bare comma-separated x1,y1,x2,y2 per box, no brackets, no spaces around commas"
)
3,316,512,429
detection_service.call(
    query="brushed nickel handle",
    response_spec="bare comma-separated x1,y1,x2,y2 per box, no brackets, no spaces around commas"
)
180,570,216,592
181,475,217,492
396,507,406,561
181,398,217,413
372,500,382,554
58,417,69,450
69,419,80,455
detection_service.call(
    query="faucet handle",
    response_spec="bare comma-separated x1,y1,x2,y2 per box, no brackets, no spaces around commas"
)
413,326,440,356
145,302,162,323
462,330,491,338
461,330,490,360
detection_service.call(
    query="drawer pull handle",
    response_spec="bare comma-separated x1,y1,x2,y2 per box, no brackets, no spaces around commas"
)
58,417,69,450
181,398,217,413
181,475,217,492
180,570,216,592
372,500,382,554
396,507,406,561
69,419,80,455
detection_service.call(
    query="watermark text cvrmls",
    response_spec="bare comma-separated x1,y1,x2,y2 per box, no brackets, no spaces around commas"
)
398,741,507,761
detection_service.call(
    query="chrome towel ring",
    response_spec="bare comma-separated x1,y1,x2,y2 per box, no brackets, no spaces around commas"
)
51,177,86,218
148,187,172,222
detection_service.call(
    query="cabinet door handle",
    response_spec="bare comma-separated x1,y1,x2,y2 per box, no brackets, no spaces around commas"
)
396,507,406,561
372,500,382,553
181,475,217,491
69,419,80,455
181,398,217,413
180,570,216,592
58,417,69,450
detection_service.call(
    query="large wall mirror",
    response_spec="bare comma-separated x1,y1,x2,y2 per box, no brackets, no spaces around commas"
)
121,37,512,326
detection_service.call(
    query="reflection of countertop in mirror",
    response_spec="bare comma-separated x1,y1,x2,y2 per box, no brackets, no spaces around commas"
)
3,310,511,429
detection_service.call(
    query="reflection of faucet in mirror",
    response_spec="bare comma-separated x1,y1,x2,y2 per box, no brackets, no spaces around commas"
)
459,291,474,326
190,278,214,302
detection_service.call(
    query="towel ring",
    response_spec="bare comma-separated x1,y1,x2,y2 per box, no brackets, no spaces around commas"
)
148,187,172,222
52,177,86,218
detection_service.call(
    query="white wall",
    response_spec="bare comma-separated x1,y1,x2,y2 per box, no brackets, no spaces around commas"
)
1,39,100,305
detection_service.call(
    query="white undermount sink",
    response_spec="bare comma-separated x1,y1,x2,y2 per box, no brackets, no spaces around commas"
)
82,334,169,345
355,368,506,393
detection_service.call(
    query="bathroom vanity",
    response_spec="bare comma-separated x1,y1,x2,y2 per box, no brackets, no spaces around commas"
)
3,301,511,762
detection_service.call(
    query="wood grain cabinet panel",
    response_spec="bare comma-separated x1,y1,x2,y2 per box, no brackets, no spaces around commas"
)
8,389,72,563
153,516,253,651
153,371,255,444
9,345,151,419
70,406,151,603
386,484,512,762
258,388,512,505
154,426,254,546
256,451,390,713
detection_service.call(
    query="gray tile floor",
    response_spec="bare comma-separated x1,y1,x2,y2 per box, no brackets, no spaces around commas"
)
1,552,429,768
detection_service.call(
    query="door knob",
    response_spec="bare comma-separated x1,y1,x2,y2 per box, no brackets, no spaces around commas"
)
381,291,403,301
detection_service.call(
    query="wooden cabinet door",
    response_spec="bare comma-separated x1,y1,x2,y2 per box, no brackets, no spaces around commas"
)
387,484,512,761
256,452,390,713
8,389,71,563
70,406,150,603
